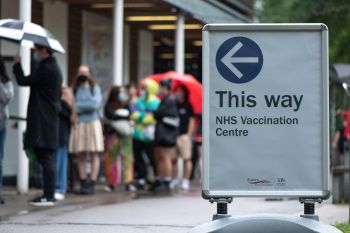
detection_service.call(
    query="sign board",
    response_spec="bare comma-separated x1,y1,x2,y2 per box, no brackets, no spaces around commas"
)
202,24,329,198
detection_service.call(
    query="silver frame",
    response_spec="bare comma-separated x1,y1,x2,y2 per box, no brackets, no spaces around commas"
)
202,23,329,198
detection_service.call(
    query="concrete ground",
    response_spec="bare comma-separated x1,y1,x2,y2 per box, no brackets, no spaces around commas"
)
0,185,348,233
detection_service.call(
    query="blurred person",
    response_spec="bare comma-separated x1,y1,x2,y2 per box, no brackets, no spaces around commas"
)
0,57,14,204
104,86,135,192
54,85,77,200
13,45,62,206
170,85,195,191
127,82,138,109
152,79,179,192
69,65,104,195
131,79,160,190
337,108,350,140
332,122,345,166
191,114,203,179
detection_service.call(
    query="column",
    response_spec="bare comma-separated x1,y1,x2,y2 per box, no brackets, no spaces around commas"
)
17,0,31,194
113,0,124,86
175,14,185,74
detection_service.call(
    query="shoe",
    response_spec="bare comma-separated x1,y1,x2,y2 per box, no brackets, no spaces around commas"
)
181,179,190,191
104,185,115,192
80,179,89,195
29,196,55,207
134,179,146,190
169,179,179,190
87,180,96,195
0,197,5,204
54,192,65,201
153,181,170,193
125,184,137,192
149,180,161,191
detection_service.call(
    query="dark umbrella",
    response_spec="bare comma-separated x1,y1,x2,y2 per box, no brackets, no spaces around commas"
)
0,18,65,53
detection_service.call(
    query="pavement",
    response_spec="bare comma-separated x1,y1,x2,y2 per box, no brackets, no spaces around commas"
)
0,184,348,233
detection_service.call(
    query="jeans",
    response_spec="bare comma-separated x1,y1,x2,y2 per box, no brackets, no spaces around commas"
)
0,128,6,192
34,148,56,198
55,146,68,193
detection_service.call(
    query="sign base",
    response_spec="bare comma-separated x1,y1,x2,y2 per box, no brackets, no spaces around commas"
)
188,214,341,233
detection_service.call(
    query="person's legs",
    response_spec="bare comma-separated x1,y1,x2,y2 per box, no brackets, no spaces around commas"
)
85,152,100,194
55,146,68,194
162,147,174,178
77,152,87,179
34,148,56,198
133,139,147,180
197,144,203,178
55,147,63,193
178,135,192,190
0,128,6,193
144,141,157,177
120,136,133,185
77,152,90,194
90,152,100,181
153,146,174,191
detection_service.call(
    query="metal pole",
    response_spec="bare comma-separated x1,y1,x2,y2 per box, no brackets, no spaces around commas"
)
175,14,185,74
113,0,124,86
17,0,31,194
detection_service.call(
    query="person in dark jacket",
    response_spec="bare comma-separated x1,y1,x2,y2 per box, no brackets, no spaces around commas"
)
13,44,62,206
152,79,179,192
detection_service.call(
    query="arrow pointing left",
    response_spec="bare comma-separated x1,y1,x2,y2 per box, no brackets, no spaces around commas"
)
221,41,259,79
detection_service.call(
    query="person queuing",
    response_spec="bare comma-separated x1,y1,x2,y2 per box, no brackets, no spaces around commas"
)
54,85,77,200
69,65,104,195
0,57,14,204
152,79,179,192
13,45,62,206
104,86,135,192
131,79,160,190
171,85,195,191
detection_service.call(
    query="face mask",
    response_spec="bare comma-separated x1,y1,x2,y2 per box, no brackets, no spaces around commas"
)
78,75,88,82
118,92,129,102
140,90,147,99
32,52,41,63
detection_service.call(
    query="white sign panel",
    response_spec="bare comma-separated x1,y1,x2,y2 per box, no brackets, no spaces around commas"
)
202,24,329,198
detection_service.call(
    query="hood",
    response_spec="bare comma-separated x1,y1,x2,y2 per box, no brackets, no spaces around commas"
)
145,79,159,98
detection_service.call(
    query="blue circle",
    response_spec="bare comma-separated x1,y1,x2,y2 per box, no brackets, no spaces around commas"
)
216,36,263,84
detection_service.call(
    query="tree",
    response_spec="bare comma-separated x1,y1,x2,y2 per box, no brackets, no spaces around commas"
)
258,0,350,63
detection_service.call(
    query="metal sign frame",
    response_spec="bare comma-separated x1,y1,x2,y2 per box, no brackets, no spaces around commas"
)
202,24,329,199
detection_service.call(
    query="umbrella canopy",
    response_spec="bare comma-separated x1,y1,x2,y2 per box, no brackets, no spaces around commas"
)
0,19,65,53
143,71,202,114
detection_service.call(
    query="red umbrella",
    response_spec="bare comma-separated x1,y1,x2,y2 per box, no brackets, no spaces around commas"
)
143,71,202,114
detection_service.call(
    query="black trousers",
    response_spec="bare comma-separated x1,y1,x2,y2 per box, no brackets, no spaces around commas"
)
34,148,56,198
132,139,156,180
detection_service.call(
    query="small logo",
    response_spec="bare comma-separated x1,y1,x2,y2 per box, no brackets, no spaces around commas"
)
216,36,263,84
247,178,271,185
277,178,286,186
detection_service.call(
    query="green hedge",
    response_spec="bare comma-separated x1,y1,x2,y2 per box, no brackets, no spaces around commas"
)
336,222,350,233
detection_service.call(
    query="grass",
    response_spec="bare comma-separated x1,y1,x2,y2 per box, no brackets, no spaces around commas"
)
336,222,350,233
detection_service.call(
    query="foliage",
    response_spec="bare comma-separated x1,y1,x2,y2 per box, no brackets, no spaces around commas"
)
257,0,350,63
335,222,350,233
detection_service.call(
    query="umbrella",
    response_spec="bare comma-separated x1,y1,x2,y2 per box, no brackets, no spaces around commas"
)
0,19,65,53
143,71,202,114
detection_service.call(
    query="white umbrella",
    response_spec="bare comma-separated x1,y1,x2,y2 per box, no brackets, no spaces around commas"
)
0,18,65,53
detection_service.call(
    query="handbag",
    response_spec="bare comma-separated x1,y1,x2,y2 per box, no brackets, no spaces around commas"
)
108,108,133,136
155,118,179,146
109,120,133,136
